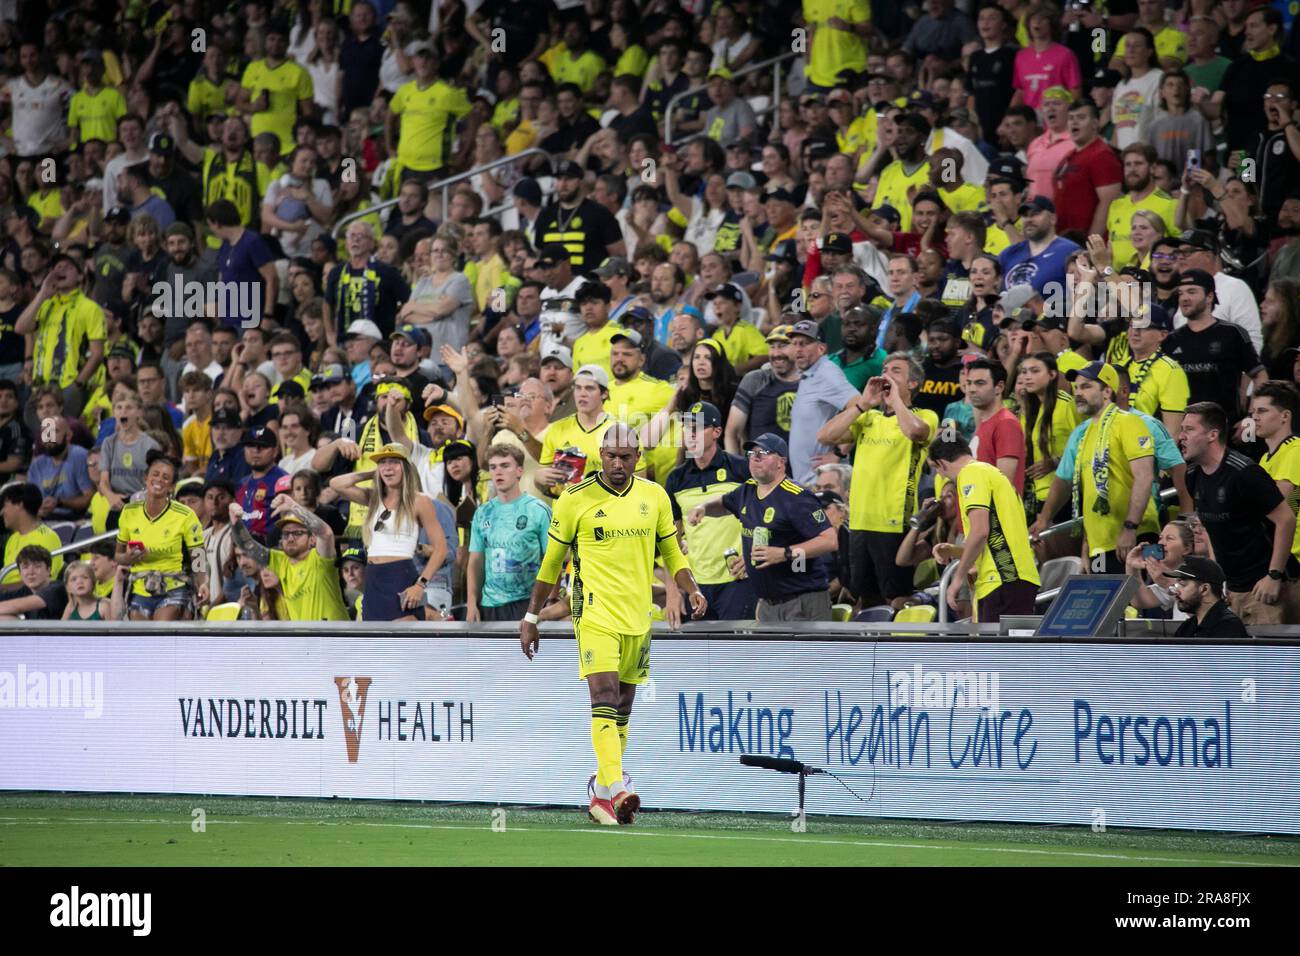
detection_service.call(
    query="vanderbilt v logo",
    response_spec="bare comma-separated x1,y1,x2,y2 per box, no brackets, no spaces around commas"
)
334,677,373,763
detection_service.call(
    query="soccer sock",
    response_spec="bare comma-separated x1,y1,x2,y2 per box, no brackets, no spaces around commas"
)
591,706,622,792
616,713,630,756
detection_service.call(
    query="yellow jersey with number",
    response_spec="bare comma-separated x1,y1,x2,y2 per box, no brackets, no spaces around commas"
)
955,460,1040,600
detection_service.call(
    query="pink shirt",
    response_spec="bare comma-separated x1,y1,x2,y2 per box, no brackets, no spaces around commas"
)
1013,44,1082,110
1025,129,1075,201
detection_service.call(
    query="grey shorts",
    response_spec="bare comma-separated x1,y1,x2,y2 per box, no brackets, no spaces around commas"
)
756,590,833,623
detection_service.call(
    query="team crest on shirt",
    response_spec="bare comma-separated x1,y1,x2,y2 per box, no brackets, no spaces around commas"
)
1138,436,1151,447
255,487,266,500
963,485,974,496
812,509,825,522
550,517,560,529
763,507,775,523
123,453,133,467
516,515,528,530
716,468,726,482
639,502,649,516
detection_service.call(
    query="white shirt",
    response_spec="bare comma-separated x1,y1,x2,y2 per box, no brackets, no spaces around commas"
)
411,441,447,499
180,359,226,393
1173,271,1263,352
539,275,587,355
279,448,315,475
263,174,334,257
102,148,149,213
1112,70,1164,150
929,126,988,186
306,60,340,125
5,75,70,157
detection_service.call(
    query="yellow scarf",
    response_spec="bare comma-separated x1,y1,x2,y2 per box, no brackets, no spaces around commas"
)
1250,43,1281,62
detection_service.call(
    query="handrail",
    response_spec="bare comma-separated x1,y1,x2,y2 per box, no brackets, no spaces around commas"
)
331,148,552,239
0,529,117,581
664,50,800,146
936,559,960,625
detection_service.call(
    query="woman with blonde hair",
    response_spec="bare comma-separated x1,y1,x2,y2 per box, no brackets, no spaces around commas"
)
397,231,474,354
1126,209,1166,269
329,442,447,622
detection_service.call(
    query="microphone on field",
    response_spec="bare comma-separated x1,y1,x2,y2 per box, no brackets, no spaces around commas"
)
740,754,822,775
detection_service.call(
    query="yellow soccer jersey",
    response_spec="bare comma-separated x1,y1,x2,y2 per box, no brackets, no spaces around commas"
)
540,412,618,486
1,524,63,586
848,407,938,532
390,79,472,173
241,59,313,151
938,182,986,214
711,321,769,369
27,189,63,224
539,474,689,635
956,459,1041,600
32,290,105,391
116,500,205,596
68,86,126,144
1125,354,1189,420
544,46,607,93
268,548,349,621
875,159,930,232
572,322,624,377
1261,435,1300,561
606,373,675,431
1077,408,1158,554
1107,189,1177,269
804,0,871,88
1021,396,1079,502
984,218,1021,256
182,413,213,471
187,73,228,126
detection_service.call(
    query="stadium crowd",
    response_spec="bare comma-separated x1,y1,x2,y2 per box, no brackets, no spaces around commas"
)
0,0,1297,635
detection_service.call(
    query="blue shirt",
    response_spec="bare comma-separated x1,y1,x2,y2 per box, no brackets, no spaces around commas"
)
1055,407,1183,504
788,355,860,486
999,236,1081,296
206,447,251,487
27,446,93,517
468,492,551,607
721,478,832,601
217,230,275,328
133,195,175,229
877,290,921,350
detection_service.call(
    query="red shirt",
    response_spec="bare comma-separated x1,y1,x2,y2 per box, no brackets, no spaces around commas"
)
973,406,1026,495
1051,137,1122,234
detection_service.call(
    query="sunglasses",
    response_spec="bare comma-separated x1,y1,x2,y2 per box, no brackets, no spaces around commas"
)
373,508,393,533
746,448,776,459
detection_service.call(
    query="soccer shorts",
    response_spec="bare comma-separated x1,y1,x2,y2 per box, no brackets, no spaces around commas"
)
574,621,651,684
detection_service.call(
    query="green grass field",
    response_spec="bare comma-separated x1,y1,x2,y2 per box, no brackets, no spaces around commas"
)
2,794,1298,866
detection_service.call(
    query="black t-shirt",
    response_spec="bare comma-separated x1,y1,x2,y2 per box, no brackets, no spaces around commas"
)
721,478,832,600
477,0,554,67
339,33,384,118
0,580,67,619
915,357,964,418
1173,599,1251,639
608,106,659,145
1163,320,1263,420
967,44,1019,144
540,114,601,155
532,198,622,272
1186,451,1289,592
732,367,799,443
0,302,24,364
0,415,32,470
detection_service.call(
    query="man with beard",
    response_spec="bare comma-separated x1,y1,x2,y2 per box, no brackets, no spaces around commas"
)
27,416,92,521
173,114,267,241
667,309,704,367
914,315,965,419
540,84,601,158
91,206,132,302
231,500,349,622
650,263,687,344
147,132,204,224
998,195,1079,297
1148,238,1184,311
160,222,218,350
621,306,680,381
726,324,801,453
607,330,676,481
1168,557,1250,637
870,112,930,233
830,306,886,391
1163,270,1265,422
540,345,576,422
1106,144,1177,270
387,324,434,421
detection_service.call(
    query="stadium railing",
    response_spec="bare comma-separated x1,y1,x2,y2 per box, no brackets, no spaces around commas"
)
331,148,552,239
664,50,801,146
0,529,116,582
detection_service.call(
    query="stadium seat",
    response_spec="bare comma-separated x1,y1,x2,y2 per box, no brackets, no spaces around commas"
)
854,605,894,623
1038,556,1083,594
71,523,97,544
831,603,853,622
49,522,76,546
206,603,241,621
893,605,937,624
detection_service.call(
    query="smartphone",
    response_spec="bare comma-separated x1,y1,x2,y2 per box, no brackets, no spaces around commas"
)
1141,543,1165,561
1185,149,1201,172
490,393,504,407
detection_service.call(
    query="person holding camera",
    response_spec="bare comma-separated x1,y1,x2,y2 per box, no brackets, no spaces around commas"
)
1124,519,1196,620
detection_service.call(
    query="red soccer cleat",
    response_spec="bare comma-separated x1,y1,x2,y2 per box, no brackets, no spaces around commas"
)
612,789,641,825
588,795,619,826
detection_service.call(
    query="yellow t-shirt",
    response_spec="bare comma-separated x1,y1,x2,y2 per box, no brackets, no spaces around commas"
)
182,412,213,472
572,322,625,377
939,182,987,214
187,73,228,126
1077,407,1159,554
268,547,349,621
875,159,930,232
955,459,1041,600
984,217,1021,256
1,524,63,586
1125,354,1189,420
68,86,126,144
804,0,871,88
607,372,677,485
540,412,617,487
1261,435,1300,561
241,58,313,150
710,321,769,369
539,473,688,634
543,45,607,93
390,78,472,173
614,45,650,78
115,500,205,596
848,407,938,532
1106,189,1177,270
1021,396,1079,502
27,189,64,224
32,290,105,391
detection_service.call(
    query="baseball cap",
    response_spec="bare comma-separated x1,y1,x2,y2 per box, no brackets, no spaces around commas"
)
708,67,734,81
107,343,135,360
369,442,410,463
344,319,383,341
1040,85,1073,104
245,427,278,449
540,344,573,369
705,282,743,303
574,281,612,304
422,403,465,428
823,232,853,255
988,155,1026,182
814,490,846,509
1165,556,1227,589
1065,361,1120,393
1036,313,1067,333
1178,268,1216,295
683,401,722,428
593,256,631,279
1092,67,1123,89
947,107,975,126
1129,302,1174,332
534,243,571,268
611,328,643,348
1179,229,1219,255
999,285,1040,312
765,238,799,263
274,474,294,495
871,203,902,225
311,363,347,389
622,306,654,327
512,178,542,206
743,432,789,459
827,88,854,106
553,159,584,179
148,132,175,156
788,318,826,342
766,324,793,343
210,408,242,429
575,364,610,389
390,324,430,347
763,186,795,204
340,542,367,565
908,90,937,110
78,48,102,63
104,206,130,225
726,171,757,190
1019,195,1056,216
406,40,435,57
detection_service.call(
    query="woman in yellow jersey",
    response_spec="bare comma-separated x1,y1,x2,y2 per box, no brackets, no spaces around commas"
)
115,450,208,621
1126,209,1164,270
1017,352,1079,523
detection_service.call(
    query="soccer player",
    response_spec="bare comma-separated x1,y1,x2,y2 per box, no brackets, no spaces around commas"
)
520,424,707,826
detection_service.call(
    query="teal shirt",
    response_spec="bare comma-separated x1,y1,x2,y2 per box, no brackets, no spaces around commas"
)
940,400,976,443
468,492,552,607
830,346,886,391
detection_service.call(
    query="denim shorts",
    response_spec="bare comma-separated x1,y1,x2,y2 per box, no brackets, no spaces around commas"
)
128,586,193,615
